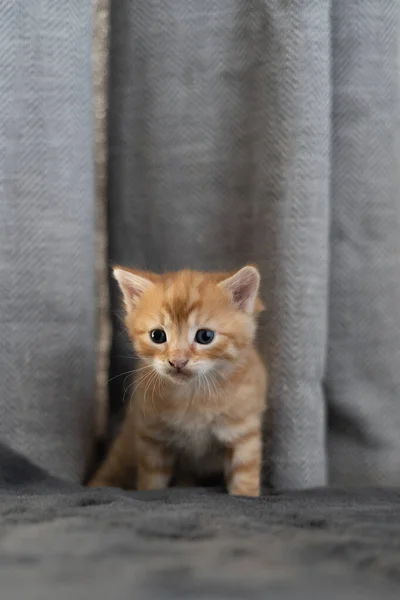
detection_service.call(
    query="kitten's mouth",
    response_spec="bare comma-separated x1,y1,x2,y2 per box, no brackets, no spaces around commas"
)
166,368,192,382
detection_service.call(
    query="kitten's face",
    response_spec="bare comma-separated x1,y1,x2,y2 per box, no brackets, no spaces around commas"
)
114,267,263,386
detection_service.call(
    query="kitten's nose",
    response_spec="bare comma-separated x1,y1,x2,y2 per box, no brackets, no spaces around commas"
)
168,358,188,370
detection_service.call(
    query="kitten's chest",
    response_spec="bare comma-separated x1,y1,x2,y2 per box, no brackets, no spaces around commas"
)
163,410,221,457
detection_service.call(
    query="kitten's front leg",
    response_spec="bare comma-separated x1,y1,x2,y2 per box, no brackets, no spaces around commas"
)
136,430,174,491
219,418,262,497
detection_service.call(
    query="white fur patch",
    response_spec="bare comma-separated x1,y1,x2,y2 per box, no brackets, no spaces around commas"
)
164,410,215,458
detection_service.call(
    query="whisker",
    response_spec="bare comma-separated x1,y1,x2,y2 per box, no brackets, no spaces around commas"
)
151,373,161,412
131,364,154,374
123,370,155,405
212,372,226,398
122,380,136,406
107,369,136,384
144,371,158,407
157,373,164,399
200,372,209,399
195,373,201,397
122,373,132,395
209,371,220,393
151,374,157,409
130,370,155,394
205,372,212,399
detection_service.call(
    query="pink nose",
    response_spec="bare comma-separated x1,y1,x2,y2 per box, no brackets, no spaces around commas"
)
168,359,188,370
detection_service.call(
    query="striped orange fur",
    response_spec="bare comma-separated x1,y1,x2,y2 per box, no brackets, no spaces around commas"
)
89,266,268,497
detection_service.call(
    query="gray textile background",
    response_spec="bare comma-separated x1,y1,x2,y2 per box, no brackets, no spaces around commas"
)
1,443,400,599
327,2,400,485
107,0,330,489
0,2,95,481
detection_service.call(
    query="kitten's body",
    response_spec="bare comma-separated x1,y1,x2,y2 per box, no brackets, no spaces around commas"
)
90,267,267,496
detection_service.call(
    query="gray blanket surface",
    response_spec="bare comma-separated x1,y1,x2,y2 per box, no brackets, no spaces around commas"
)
0,443,399,599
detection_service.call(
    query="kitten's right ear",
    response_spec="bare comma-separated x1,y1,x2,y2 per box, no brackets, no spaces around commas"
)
218,265,261,313
113,267,154,310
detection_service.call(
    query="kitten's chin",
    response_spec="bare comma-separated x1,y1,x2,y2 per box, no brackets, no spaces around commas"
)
164,370,193,385
167,373,194,385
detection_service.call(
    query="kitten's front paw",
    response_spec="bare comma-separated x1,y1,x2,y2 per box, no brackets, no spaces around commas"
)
229,484,260,497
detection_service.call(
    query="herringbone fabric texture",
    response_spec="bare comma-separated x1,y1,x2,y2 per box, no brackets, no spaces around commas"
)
327,0,400,485
107,0,331,488
0,1,95,481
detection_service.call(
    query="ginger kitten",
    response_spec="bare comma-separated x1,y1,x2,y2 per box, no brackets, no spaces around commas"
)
89,266,267,497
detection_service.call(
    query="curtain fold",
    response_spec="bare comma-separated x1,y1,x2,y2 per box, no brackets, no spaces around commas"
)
327,0,400,486
0,1,95,481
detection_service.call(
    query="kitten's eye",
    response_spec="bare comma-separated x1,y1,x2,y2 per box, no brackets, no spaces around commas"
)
150,329,167,344
195,329,215,345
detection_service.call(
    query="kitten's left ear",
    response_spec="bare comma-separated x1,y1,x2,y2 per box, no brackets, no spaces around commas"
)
219,266,262,313
113,267,155,310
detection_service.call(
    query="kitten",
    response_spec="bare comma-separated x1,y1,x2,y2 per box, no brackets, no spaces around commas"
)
89,265,268,497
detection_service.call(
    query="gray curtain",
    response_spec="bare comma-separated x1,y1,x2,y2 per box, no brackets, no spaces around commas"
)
327,2,400,486
107,0,400,489
0,1,95,481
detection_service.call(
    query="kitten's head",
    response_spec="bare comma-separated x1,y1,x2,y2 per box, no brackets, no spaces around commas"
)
114,266,263,385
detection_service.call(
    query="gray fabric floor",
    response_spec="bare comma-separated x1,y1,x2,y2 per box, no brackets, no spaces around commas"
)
0,444,399,599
